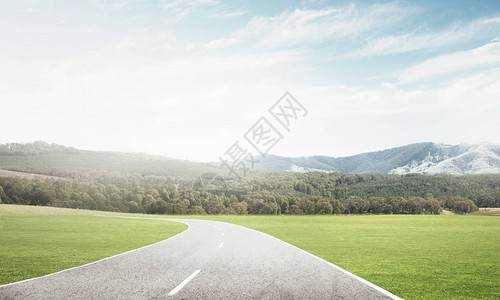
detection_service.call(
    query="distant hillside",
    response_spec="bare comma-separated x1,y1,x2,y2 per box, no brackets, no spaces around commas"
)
2,141,499,177
0,141,228,177
254,142,500,175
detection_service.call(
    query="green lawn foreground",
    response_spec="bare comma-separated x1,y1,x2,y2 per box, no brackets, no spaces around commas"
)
1,206,499,299
0,205,187,285
199,214,500,300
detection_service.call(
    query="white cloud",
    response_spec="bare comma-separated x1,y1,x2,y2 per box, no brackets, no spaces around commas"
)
210,9,248,19
302,67,500,119
204,38,238,50
16,7,40,13
109,2,125,10
205,2,411,50
159,0,218,19
357,16,500,56
395,40,500,84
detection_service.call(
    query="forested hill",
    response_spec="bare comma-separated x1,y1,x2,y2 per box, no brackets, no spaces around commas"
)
0,141,229,177
0,142,499,215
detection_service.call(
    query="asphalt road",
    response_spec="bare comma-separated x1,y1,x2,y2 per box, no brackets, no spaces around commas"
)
0,217,402,299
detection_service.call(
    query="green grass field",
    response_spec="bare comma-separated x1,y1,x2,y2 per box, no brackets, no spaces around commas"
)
1,205,499,299
199,214,500,300
0,205,187,285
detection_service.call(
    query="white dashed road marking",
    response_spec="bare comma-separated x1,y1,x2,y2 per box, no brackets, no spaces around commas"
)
168,270,201,296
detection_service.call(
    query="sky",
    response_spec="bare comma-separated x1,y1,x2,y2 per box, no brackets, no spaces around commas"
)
1,0,499,162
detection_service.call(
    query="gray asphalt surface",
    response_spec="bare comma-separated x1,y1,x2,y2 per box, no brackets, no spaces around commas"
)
0,217,402,299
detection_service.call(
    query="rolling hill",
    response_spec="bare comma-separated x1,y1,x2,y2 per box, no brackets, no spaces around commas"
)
0,141,227,177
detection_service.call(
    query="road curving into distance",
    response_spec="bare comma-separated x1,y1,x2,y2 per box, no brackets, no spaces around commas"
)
0,217,402,299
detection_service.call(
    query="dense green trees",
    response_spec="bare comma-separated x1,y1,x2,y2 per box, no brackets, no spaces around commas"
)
364,196,441,215
0,170,497,215
0,176,445,215
441,196,479,214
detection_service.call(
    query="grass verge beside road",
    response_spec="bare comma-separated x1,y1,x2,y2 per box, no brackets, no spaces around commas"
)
198,214,500,300
0,205,187,285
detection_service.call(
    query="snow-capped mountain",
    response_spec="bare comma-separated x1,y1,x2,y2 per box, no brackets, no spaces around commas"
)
254,142,500,175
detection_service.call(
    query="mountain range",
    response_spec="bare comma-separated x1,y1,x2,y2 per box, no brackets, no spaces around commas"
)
253,142,500,175
1,141,499,176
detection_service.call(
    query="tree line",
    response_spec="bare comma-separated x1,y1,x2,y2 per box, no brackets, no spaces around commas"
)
0,171,488,215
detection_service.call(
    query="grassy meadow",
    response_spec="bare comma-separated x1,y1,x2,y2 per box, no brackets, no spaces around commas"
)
200,214,500,300
1,205,499,299
0,205,187,285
